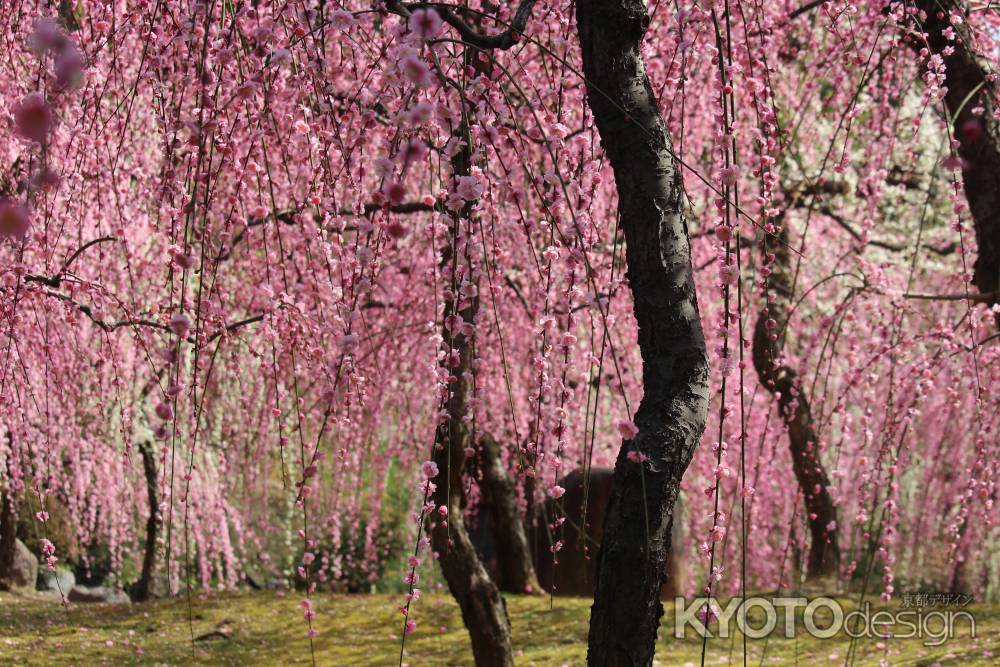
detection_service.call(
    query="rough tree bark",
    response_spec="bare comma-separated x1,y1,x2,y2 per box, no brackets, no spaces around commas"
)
916,0,1000,305
425,40,513,666
477,433,540,594
752,203,839,580
577,1,711,664
429,250,513,666
132,440,160,602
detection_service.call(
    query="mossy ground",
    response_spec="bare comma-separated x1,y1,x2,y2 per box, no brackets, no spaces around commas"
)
1,590,997,665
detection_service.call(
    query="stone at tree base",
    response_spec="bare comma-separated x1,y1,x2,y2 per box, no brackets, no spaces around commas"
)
38,568,75,593
68,585,130,604
532,467,686,599
9,539,38,590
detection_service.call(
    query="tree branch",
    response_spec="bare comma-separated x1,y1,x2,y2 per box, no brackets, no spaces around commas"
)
389,1,538,50
23,236,121,288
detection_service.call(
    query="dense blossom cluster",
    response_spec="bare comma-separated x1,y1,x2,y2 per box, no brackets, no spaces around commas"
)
1,0,999,652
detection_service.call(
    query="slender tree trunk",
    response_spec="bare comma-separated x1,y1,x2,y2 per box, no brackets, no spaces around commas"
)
916,1,1000,306
429,254,512,667
133,441,160,602
426,40,513,666
577,2,711,664
0,491,15,592
477,434,540,594
752,218,839,580
0,433,18,592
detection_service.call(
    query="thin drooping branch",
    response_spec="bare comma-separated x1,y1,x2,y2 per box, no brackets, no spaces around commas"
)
578,1,710,664
24,235,120,288
815,205,956,256
789,0,830,20
902,290,997,302
218,200,442,261
23,286,262,342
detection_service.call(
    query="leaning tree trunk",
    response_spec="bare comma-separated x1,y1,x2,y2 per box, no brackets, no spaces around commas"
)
916,0,1000,307
752,219,839,580
478,433,540,594
425,40,513,666
577,1,711,664
133,441,160,602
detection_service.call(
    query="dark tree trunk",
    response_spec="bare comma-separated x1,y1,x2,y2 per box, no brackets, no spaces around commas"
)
0,435,18,592
429,271,513,667
577,1,711,664
752,216,839,580
477,433,540,595
916,1,1000,306
0,492,15,592
425,38,513,666
133,441,160,602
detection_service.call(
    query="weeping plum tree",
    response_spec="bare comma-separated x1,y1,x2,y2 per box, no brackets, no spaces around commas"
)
2,1,1000,665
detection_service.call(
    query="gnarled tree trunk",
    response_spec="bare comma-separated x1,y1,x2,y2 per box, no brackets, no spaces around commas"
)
425,37,513,666
477,433,540,594
751,221,839,579
133,441,160,602
916,0,1000,306
429,254,512,667
578,1,711,664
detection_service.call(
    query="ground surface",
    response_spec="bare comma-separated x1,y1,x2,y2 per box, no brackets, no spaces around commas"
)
0,590,998,665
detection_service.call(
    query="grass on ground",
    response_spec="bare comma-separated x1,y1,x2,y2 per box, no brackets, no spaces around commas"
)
1,590,998,665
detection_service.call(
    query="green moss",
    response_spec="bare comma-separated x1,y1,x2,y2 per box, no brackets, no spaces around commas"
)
0,591,997,665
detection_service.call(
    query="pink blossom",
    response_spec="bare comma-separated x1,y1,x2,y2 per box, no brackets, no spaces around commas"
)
0,200,31,239
14,93,53,143
330,10,355,31
169,313,190,337
421,461,439,479
718,263,738,285
399,53,433,88
454,175,483,202
29,18,66,53
409,9,442,42
54,46,84,88
626,450,648,464
618,420,640,439
404,102,434,125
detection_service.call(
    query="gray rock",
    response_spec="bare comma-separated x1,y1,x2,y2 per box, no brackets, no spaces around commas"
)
9,539,38,589
68,585,130,604
38,568,75,593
